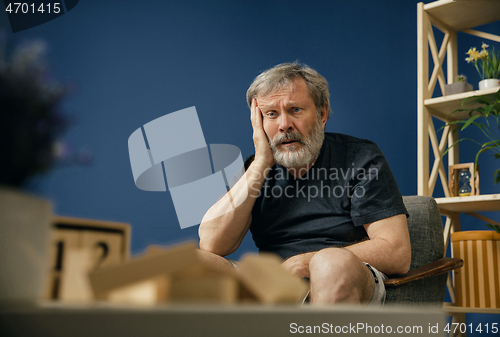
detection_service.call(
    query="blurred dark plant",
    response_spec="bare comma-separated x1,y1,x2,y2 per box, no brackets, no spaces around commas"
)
0,35,69,187
486,224,500,233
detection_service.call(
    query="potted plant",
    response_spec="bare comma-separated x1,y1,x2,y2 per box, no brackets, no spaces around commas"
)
444,74,473,96
445,88,500,184
466,43,500,90
0,38,69,302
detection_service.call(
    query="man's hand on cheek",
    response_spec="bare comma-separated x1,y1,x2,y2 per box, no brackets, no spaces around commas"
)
251,98,275,168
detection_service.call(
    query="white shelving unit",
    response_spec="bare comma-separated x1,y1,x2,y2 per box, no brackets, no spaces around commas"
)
416,0,500,328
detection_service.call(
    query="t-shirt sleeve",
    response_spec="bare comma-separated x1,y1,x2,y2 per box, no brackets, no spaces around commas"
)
348,141,408,226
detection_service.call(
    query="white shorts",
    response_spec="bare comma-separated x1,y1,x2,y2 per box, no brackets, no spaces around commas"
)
364,263,388,305
301,263,388,305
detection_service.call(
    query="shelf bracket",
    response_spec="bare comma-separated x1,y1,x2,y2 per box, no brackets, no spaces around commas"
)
461,29,500,44
427,22,450,95
465,212,500,228
427,21,448,96
428,122,451,197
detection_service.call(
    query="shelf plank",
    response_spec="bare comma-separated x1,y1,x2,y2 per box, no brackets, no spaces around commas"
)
424,0,500,31
436,194,500,213
443,303,500,314
425,87,498,121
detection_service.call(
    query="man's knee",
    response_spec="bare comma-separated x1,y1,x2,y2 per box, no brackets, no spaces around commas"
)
309,248,359,277
309,248,373,304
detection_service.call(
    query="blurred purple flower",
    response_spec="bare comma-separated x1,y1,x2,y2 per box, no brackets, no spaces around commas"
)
53,141,93,166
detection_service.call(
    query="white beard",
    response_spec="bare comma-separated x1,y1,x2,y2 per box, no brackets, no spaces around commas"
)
270,119,325,169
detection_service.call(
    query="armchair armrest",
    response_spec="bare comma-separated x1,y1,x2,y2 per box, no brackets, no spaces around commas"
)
384,257,463,288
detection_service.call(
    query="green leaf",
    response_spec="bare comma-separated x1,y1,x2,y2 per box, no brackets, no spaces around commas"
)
482,140,500,147
442,138,463,156
479,144,498,153
485,224,500,233
448,108,471,118
469,107,485,117
491,107,500,118
442,138,482,157
495,169,500,185
484,104,493,117
494,88,500,102
464,121,488,134
474,145,498,172
443,120,465,130
460,114,482,131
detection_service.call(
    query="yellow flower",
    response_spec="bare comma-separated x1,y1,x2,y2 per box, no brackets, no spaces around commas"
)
466,47,481,61
466,44,500,80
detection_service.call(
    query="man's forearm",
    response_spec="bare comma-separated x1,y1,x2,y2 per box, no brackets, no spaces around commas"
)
345,214,411,275
198,160,272,256
344,238,410,275
281,214,410,278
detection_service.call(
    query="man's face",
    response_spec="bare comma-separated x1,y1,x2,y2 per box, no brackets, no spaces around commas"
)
257,78,327,169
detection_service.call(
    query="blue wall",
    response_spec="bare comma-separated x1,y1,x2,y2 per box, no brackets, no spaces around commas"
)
0,0,421,256
1,0,499,324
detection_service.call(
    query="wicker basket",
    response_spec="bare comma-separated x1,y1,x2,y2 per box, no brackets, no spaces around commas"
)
451,231,500,308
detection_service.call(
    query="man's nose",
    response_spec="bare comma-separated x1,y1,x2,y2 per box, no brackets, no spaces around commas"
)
278,113,294,132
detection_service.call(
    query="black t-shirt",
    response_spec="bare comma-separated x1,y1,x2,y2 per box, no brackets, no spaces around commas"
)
246,132,408,260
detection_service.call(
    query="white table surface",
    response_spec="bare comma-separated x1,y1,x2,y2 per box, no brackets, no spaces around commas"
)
0,301,445,337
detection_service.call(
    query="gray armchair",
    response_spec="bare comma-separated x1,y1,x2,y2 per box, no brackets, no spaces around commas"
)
385,196,463,305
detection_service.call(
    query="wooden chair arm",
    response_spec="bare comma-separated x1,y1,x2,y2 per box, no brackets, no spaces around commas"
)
384,257,463,288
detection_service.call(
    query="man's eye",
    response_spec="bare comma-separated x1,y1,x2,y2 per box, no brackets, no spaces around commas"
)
292,107,302,113
266,112,276,117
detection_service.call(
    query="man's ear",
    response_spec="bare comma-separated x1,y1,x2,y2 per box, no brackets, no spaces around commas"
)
320,104,328,129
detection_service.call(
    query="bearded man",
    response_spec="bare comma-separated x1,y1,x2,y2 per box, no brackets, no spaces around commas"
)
198,62,410,305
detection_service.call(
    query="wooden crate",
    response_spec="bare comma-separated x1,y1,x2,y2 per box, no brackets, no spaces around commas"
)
451,230,500,308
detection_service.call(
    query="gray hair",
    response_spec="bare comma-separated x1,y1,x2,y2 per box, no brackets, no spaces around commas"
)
246,62,331,119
